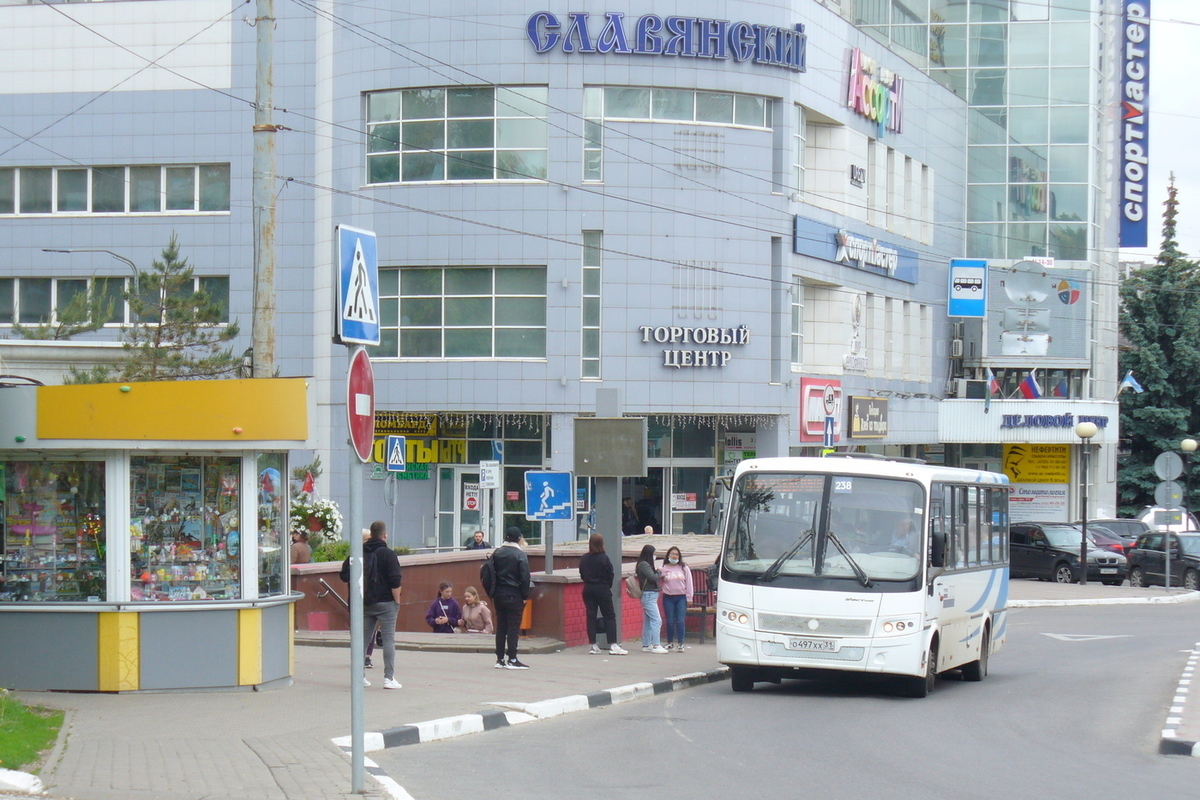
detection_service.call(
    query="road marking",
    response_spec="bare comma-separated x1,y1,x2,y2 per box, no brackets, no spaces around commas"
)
1042,633,1133,641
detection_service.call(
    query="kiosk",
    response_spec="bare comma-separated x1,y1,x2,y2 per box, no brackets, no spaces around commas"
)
0,378,310,691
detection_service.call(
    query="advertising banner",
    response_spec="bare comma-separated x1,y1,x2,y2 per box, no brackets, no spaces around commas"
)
1119,0,1150,248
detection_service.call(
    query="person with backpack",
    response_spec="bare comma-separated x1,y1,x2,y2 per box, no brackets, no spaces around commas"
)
485,526,532,669
340,520,403,689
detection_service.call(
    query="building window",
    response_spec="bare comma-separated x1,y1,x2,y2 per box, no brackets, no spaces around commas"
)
0,276,229,327
585,86,772,128
581,231,602,379
583,86,772,181
793,105,807,195
790,275,804,370
365,86,548,184
0,165,230,215
373,267,547,359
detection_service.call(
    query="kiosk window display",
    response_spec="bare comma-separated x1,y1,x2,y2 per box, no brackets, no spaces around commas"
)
256,453,286,597
0,460,107,602
130,455,243,601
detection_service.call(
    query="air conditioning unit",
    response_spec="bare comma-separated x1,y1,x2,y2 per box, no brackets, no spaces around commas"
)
951,322,965,339
953,379,988,399
950,339,964,358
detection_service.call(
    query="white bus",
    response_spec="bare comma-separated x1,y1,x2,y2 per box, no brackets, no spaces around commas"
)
714,455,1009,697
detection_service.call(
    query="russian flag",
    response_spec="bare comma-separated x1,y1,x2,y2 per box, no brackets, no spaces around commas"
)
1019,371,1042,399
1052,379,1068,398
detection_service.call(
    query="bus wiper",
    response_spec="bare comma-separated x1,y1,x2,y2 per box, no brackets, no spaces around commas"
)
762,529,814,581
824,529,873,587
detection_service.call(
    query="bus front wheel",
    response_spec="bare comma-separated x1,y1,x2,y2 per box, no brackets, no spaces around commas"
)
962,626,988,682
730,666,756,693
905,639,938,698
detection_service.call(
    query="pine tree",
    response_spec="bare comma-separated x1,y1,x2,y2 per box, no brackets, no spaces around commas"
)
1117,177,1200,515
66,235,241,383
11,279,117,341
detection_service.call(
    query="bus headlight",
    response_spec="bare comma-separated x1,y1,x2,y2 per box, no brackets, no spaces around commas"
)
720,608,750,626
879,617,920,635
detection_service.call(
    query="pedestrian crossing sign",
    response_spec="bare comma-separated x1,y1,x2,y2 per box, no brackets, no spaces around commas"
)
336,225,380,346
385,435,406,473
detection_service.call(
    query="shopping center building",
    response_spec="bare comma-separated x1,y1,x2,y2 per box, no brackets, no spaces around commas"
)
0,0,1126,566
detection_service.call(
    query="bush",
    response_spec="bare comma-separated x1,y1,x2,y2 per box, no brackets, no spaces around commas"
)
311,541,411,562
312,539,350,563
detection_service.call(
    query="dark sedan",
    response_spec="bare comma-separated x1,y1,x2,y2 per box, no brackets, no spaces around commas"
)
1127,532,1200,591
1010,522,1127,585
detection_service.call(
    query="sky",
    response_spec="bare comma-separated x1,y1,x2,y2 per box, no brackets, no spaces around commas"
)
1128,1,1200,260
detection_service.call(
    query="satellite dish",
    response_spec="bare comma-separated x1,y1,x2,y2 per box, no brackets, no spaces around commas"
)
1003,260,1050,304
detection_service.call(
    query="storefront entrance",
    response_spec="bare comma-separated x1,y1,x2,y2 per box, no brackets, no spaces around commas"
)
621,464,714,536
437,465,496,549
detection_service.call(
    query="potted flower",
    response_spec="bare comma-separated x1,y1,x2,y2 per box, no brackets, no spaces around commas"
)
290,497,342,550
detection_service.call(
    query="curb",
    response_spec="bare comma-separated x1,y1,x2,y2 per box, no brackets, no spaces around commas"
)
1160,643,1200,757
1010,591,1200,608
332,667,729,753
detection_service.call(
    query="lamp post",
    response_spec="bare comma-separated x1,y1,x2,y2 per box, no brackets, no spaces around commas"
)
42,248,139,295
1075,421,1099,585
1175,438,1196,592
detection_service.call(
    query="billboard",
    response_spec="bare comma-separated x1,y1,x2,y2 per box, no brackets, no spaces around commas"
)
1119,0,1150,248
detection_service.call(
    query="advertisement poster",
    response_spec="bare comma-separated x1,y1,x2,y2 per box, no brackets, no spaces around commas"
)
1007,484,1068,522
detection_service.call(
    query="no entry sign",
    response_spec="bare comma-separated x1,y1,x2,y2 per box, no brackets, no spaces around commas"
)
346,347,375,463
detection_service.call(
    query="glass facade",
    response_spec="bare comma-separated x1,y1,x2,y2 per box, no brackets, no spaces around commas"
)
861,0,1100,262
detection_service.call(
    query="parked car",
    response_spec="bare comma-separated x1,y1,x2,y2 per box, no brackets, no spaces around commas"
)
1075,518,1149,542
1086,526,1134,556
1009,522,1128,585
1126,531,1200,591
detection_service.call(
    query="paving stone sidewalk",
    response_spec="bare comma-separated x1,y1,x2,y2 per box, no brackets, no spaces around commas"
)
5,580,1198,799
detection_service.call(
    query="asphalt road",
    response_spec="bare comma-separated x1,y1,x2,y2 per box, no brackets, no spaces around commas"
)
377,603,1200,800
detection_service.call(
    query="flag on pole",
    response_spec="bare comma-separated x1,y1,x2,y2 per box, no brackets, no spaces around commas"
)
983,367,999,414
987,368,1001,397
301,471,316,495
1018,370,1041,399
1118,370,1144,394
1052,378,1069,398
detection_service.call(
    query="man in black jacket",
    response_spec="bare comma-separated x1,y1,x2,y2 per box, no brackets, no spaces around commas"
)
492,526,532,669
340,520,403,689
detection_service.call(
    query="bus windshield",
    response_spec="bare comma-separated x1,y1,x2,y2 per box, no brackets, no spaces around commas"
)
723,472,925,584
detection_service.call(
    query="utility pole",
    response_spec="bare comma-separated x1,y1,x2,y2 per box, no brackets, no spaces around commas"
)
252,0,278,377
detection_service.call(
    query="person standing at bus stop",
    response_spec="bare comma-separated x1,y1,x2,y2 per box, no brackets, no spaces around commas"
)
659,546,693,652
636,545,668,653
579,533,627,656
491,526,532,669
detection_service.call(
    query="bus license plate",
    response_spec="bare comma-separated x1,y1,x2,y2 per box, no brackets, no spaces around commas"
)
786,637,837,653
1100,568,1118,574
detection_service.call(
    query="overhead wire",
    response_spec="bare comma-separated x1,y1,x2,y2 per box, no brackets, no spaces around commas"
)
1,0,1192,285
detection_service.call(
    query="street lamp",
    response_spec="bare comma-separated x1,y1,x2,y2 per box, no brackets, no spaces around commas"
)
1075,421,1099,585
42,248,139,295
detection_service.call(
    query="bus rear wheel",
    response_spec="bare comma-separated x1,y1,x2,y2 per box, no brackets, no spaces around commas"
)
730,666,756,693
962,626,988,682
904,639,938,698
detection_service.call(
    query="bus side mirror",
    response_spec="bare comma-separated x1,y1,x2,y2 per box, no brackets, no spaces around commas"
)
929,531,946,568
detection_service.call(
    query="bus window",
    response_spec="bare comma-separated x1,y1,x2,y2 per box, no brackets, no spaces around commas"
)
950,485,968,570
965,487,980,567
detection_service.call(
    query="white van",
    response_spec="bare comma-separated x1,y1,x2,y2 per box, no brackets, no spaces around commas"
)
1137,507,1200,533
